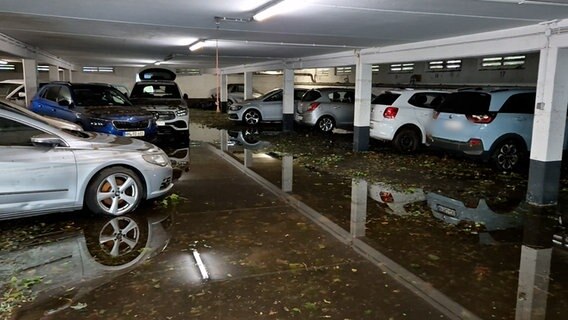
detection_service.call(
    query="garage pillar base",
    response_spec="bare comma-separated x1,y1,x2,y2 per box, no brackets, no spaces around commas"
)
353,126,370,152
282,114,294,132
527,159,561,206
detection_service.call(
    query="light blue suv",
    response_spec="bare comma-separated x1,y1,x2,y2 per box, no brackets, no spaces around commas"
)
426,88,559,171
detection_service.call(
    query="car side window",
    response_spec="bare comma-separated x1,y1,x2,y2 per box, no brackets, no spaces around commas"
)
43,86,60,102
0,117,44,146
59,86,72,103
265,91,283,102
499,93,536,114
408,93,447,109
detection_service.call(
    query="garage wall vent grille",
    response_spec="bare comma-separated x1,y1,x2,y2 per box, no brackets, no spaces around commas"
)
37,65,63,72
176,68,201,76
372,65,380,73
335,66,353,75
390,63,415,73
428,60,462,71
82,66,114,73
480,55,525,70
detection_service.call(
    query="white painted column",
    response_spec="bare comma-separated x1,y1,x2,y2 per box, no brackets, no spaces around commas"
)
515,246,552,320
281,155,293,192
353,55,373,152
220,130,229,152
350,178,368,238
282,68,295,132
48,65,60,81
527,47,568,205
244,149,253,168
244,72,253,100
22,59,38,107
63,69,72,82
220,74,228,112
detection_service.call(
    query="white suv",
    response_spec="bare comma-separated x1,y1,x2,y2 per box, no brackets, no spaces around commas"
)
370,89,449,153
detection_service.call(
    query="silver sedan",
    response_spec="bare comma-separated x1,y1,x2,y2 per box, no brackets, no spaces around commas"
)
0,105,174,219
295,88,357,132
228,88,308,125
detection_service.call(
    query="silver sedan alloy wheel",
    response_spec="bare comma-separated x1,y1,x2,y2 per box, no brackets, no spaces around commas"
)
96,173,140,215
98,216,141,257
244,110,261,125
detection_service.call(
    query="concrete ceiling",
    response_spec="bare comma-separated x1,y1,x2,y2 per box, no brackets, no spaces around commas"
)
1,0,568,69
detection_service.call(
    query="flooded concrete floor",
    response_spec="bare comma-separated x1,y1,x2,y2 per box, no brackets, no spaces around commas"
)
2,119,568,320
1,141,446,320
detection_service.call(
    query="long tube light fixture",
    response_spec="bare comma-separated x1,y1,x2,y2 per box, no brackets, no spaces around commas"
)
253,0,305,21
0,60,7,65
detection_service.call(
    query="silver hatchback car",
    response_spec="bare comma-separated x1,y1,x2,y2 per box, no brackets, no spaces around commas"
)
228,88,308,125
0,105,174,219
295,88,357,132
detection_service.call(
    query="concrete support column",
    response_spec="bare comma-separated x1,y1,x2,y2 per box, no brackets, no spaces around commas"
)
22,59,38,107
281,155,293,192
63,69,72,82
220,74,228,112
244,72,253,100
282,69,295,132
350,178,368,238
527,47,568,205
353,56,373,152
515,206,555,320
220,130,229,152
244,149,253,168
48,65,60,81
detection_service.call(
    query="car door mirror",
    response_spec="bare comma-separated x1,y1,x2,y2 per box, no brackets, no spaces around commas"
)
31,134,67,148
17,92,26,99
58,99,73,108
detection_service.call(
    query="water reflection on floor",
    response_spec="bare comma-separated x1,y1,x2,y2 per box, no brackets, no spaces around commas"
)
217,127,568,320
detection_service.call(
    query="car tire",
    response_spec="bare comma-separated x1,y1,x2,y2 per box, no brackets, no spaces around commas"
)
491,138,526,172
243,109,261,125
317,116,335,132
84,214,148,266
393,128,420,153
85,167,144,216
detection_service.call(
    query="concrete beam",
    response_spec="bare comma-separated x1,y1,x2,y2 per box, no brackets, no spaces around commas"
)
0,33,75,70
22,59,37,106
244,72,253,100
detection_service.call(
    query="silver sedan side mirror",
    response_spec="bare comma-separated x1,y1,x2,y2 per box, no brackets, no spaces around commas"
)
31,134,68,147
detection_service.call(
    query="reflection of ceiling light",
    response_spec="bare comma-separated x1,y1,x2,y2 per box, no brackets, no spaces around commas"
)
253,0,306,21
189,40,207,51
192,249,209,280
154,61,162,65
0,60,7,65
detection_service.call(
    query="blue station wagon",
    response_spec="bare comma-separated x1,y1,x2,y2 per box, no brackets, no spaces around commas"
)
31,82,157,141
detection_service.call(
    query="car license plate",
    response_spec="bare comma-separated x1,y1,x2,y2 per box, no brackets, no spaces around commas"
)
124,131,145,137
157,120,166,126
436,204,457,217
444,120,462,131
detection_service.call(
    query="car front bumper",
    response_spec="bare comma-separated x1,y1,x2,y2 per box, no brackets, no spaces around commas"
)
143,165,174,200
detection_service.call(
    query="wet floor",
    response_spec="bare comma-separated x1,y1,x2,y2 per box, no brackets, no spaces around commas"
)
1,122,567,319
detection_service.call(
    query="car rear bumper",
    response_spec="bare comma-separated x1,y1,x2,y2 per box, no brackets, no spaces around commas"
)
427,136,485,157
295,112,317,126
370,120,396,141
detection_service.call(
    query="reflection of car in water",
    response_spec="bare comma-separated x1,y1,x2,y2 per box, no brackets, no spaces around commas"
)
426,192,525,232
368,182,425,216
227,128,272,150
162,146,190,180
1,210,172,318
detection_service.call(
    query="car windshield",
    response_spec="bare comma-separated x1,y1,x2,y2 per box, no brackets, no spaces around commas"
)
436,92,491,114
301,90,322,102
72,85,132,107
372,92,400,105
259,89,281,100
130,83,181,99
0,83,20,98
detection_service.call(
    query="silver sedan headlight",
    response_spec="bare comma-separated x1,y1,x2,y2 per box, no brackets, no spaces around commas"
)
229,105,242,111
143,153,170,167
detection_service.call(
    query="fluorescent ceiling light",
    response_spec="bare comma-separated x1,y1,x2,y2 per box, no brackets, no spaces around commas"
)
0,60,7,65
192,249,209,280
189,40,207,51
154,61,162,65
253,0,306,22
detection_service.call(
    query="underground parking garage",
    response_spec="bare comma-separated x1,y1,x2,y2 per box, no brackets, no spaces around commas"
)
1,1,568,319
